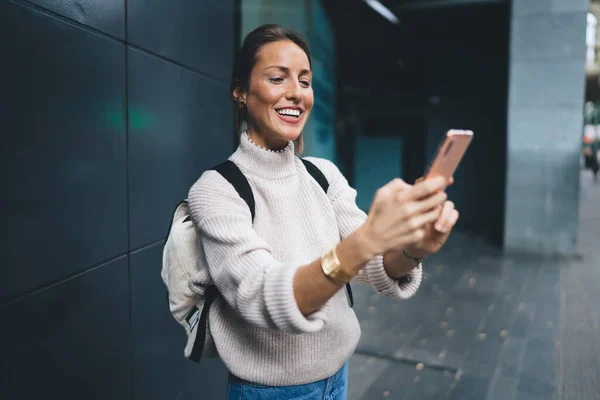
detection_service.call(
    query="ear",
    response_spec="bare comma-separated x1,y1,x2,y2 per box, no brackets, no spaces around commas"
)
233,86,247,105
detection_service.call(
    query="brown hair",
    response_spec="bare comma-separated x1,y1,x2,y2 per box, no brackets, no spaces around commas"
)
231,24,312,154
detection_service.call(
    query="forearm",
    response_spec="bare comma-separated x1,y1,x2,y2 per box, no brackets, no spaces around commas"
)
294,227,373,315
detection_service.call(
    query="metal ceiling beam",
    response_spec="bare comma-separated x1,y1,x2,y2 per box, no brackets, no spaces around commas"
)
392,0,506,11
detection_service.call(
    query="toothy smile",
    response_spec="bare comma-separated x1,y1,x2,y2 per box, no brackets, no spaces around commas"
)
276,108,302,118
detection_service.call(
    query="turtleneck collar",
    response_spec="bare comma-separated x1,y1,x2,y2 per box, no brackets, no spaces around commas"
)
230,132,297,179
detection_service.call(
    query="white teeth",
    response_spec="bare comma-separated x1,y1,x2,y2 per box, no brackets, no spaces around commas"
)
277,109,301,117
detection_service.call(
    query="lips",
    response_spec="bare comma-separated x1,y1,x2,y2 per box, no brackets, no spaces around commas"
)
275,107,303,124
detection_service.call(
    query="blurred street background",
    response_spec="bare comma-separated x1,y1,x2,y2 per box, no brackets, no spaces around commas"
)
347,169,600,400
2,0,600,399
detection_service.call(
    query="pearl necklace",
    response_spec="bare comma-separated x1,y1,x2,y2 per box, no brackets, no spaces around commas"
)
244,132,290,153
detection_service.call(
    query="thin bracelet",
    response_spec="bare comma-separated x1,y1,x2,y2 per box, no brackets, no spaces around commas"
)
402,249,426,264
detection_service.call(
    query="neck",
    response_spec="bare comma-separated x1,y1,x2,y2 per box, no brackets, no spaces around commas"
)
246,127,290,152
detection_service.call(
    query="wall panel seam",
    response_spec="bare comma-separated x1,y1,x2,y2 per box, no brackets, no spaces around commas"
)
1,254,129,308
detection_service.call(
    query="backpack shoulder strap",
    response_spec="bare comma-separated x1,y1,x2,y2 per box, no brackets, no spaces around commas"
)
212,160,256,222
300,158,354,308
300,158,329,193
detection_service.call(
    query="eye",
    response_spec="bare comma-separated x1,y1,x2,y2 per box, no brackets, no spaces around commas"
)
269,77,284,83
300,80,311,88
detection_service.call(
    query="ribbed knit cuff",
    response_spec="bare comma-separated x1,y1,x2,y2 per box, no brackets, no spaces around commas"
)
365,255,422,299
263,262,331,334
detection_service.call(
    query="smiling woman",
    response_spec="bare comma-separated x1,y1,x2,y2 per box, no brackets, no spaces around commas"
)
231,25,314,153
183,24,460,400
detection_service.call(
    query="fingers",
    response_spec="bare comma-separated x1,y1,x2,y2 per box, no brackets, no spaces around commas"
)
435,201,454,232
435,203,459,233
386,178,411,191
376,179,411,203
401,176,447,201
396,227,426,245
393,207,459,250
399,191,447,216
448,209,459,226
404,206,442,234
392,209,436,247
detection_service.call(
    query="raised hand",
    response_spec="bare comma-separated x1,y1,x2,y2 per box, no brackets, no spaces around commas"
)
404,176,459,258
361,177,449,255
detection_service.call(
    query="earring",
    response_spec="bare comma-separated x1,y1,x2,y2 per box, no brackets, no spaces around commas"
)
240,101,246,108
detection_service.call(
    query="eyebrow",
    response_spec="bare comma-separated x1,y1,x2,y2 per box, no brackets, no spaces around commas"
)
265,65,312,76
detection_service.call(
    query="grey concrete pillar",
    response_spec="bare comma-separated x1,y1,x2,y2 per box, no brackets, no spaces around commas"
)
504,0,588,255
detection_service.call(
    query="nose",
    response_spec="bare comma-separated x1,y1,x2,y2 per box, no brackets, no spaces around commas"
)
285,80,302,103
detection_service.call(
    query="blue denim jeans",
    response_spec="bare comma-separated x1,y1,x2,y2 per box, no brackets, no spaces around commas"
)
226,362,348,400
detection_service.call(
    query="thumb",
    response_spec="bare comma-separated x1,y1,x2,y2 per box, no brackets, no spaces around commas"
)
387,178,412,191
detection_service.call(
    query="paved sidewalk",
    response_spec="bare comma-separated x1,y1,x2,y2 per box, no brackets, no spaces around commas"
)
560,171,600,400
348,171,599,400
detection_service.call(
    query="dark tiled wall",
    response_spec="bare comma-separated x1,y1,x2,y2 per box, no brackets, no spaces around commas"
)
1,1,234,399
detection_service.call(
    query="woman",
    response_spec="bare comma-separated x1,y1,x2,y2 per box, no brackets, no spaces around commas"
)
188,24,459,399
582,133,599,181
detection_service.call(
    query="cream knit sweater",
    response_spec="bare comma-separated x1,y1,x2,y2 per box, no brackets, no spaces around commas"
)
187,134,422,386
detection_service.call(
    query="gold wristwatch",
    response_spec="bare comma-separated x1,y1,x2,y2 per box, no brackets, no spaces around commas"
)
321,246,353,285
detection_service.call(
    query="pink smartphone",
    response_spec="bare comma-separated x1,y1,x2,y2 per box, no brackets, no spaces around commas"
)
424,129,473,180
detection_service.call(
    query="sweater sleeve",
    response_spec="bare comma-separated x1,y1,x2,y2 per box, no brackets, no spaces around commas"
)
187,170,331,334
303,157,422,299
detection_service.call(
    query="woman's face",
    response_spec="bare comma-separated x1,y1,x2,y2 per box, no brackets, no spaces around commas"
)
238,40,314,149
